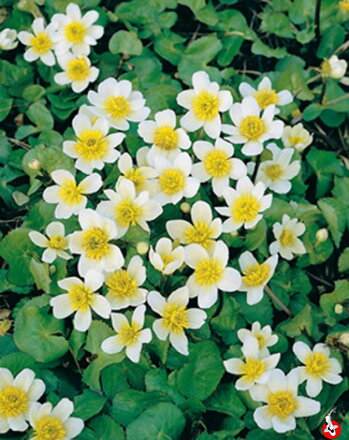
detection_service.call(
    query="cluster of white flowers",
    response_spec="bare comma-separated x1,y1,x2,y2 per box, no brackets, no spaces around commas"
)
0,368,83,437
10,4,342,434
224,322,343,433
17,4,103,92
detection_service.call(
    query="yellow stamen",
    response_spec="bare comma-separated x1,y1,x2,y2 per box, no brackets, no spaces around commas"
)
192,91,219,121
204,150,231,178
68,284,94,312
254,89,278,109
231,194,260,224
66,58,90,81
195,258,223,286
65,21,85,43
58,180,84,205
35,415,67,440
240,116,265,140
184,221,214,248
264,163,283,180
47,235,67,249
243,263,270,287
279,229,295,247
162,302,189,334
118,322,141,346
75,129,108,161
115,200,142,227
124,168,145,191
159,169,185,195
305,352,329,377
288,136,304,146
240,358,266,381
106,270,138,298
81,227,110,260
268,391,297,418
153,126,179,151
30,33,52,54
104,96,130,120
0,386,28,418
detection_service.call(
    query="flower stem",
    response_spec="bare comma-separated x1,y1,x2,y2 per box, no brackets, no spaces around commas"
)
265,285,292,316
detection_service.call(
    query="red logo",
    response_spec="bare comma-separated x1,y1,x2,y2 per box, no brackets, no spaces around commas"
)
321,420,341,439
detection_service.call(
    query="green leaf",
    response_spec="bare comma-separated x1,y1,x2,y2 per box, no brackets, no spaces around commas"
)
0,352,37,375
22,84,46,102
318,198,346,247
27,102,54,130
85,321,114,355
320,280,349,325
74,389,107,421
317,25,345,58
205,383,245,417
109,31,143,56
260,12,293,38
176,341,224,400
89,415,125,440
145,368,185,405
338,248,349,273
0,87,13,122
251,39,287,58
29,258,51,293
302,103,323,121
0,228,36,286
126,402,185,440
83,352,125,391
14,306,69,363
279,304,313,337
154,31,185,65
244,219,267,251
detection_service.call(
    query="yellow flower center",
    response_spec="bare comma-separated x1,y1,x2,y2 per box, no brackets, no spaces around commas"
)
66,58,90,81
321,59,332,76
153,126,179,151
65,21,86,43
184,221,214,248
204,150,232,178
264,163,283,180
105,270,138,298
289,135,304,146
159,169,185,195
34,415,66,440
30,32,52,55
231,194,260,224
162,253,175,268
305,352,330,377
75,129,108,161
118,322,141,346
68,284,94,312
195,258,223,286
81,227,110,260
339,0,349,12
254,89,278,109
115,200,143,227
104,96,131,120
243,263,270,287
256,333,266,348
162,302,189,334
124,168,145,191
240,116,265,140
47,235,67,249
268,391,297,418
240,358,266,381
279,229,295,247
192,91,219,121
58,180,84,205
0,386,28,418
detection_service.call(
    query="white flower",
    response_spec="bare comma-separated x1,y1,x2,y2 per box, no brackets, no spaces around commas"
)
51,269,111,331
51,3,103,56
105,255,148,310
282,123,313,152
87,77,150,130
222,96,284,156
250,369,320,433
101,305,151,363
216,176,272,231
54,53,99,93
138,109,191,159
97,179,162,238
238,251,278,305
0,28,18,50
184,240,241,308
153,152,200,205
0,368,45,433
63,113,125,174
43,170,102,219
321,55,347,79
192,138,247,196
269,215,306,260
149,237,184,275
224,336,280,390
69,209,124,276
117,152,157,194
166,200,222,251
29,221,71,263
239,77,293,113
256,143,300,194
148,287,206,355
18,18,57,66
237,321,278,357
177,71,233,138
29,398,84,440
292,341,343,397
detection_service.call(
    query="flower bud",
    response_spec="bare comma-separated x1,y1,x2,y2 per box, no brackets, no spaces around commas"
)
321,55,347,80
137,241,149,255
339,332,349,347
0,28,17,50
315,228,328,244
49,265,56,275
334,304,343,314
28,159,41,170
180,202,191,213
0,319,11,337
